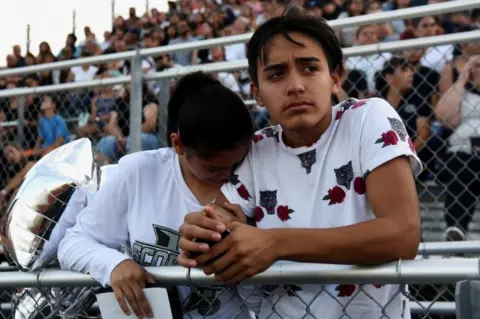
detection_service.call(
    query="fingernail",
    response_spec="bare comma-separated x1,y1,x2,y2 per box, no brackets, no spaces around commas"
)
212,232,221,241
216,224,226,232
199,243,209,250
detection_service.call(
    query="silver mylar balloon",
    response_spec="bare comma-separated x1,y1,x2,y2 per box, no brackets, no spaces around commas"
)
2,138,99,272
13,163,119,319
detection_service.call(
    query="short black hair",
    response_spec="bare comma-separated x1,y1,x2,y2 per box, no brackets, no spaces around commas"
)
167,71,254,157
375,56,411,96
247,6,344,85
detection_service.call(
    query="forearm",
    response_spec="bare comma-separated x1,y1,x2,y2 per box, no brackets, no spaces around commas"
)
271,218,419,265
435,81,464,128
58,227,130,287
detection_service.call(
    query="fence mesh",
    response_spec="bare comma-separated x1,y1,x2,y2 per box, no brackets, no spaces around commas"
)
0,37,479,318
0,279,460,318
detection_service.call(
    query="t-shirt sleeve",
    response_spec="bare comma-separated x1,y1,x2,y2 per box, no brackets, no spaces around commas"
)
359,98,422,178
220,150,256,218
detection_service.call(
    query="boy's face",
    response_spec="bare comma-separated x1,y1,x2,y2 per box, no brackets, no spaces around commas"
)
41,97,54,111
251,32,340,134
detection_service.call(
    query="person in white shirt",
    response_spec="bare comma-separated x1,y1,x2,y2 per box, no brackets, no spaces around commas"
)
58,71,256,319
177,9,422,319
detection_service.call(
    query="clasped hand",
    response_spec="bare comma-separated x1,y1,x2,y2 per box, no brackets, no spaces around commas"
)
177,203,278,285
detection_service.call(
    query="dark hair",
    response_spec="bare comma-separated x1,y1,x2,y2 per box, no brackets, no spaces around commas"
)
246,6,344,85
166,71,254,157
43,94,58,106
376,56,411,97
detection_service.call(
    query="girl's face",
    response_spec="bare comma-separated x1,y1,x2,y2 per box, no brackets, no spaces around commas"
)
5,145,22,164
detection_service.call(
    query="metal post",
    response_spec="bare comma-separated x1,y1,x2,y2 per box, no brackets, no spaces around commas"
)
146,0,150,14
17,96,25,147
26,25,31,53
129,50,143,153
72,10,77,35
111,0,116,26
157,79,170,147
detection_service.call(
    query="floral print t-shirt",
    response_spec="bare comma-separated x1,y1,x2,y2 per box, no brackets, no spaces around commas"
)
222,98,421,319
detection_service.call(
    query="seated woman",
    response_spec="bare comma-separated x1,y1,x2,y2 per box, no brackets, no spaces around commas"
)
436,54,480,241
96,84,161,164
0,143,37,209
77,74,117,139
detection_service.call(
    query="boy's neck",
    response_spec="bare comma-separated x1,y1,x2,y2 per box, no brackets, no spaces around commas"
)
282,107,332,148
44,110,55,118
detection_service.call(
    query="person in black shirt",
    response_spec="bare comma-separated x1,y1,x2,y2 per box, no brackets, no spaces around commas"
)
376,57,434,179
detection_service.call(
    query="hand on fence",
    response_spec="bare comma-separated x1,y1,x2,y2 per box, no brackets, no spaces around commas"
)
177,204,247,267
196,222,277,285
110,259,156,318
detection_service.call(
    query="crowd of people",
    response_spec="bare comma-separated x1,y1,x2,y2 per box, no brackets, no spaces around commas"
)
0,0,479,236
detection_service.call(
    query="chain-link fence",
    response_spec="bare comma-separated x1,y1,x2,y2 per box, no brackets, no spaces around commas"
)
0,259,478,319
0,3,480,318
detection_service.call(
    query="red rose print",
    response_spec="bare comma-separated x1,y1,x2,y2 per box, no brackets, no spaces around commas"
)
373,284,384,288
322,186,346,205
408,137,415,153
277,205,294,221
351,100,367,109
255,206,264,222
335,110,343,120
336,284,356,297
252,134,264,143
375,130,398,147
353,177,365,195
237,184,251,200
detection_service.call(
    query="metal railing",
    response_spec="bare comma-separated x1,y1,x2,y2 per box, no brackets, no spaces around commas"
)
1,30,479,150
0,0,478,79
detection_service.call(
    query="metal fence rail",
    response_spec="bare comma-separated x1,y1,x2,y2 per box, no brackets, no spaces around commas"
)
0,0,478,79
1,30,478,100
0,261,476,317
0,259,476,288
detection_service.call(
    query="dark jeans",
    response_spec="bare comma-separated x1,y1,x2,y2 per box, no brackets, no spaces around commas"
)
441,152,480,232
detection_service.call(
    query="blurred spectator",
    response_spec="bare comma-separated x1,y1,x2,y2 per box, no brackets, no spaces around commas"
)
410,16,454,73
37,41,53,64
57,33,80,60
0,143,36,208
125,7,140,30
24,52,36,66
337,0,365,47
439,29,480,96
67,51,99,83
31,95,69,157
77,74,117,138
96,84,160,164
6,55,17,69
255,0,279,27
436,54,480,241
377,56,434,179
224,17,249,62
169,19,198,66
210,47,241,95
12,45,25,67
382,0,410,35
344,25,392,96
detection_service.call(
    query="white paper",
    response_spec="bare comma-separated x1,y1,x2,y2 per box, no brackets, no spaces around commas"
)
96,287,174,319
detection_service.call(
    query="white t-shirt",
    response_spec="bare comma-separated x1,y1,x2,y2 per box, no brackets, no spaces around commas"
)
70,66,99,82
221,98,421,319
58,150,253,319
